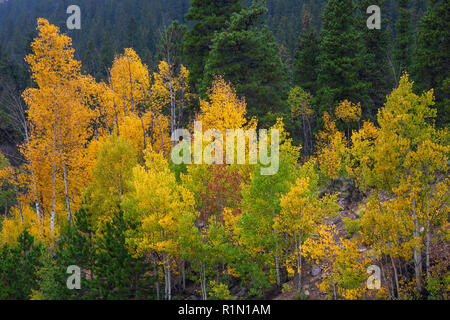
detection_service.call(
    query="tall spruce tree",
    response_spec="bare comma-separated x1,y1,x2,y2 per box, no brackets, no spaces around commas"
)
316,0,369,116
202,0,288,126
45,208,94,300
184,0,242,93
414,0,449,126
357,0,391,117
293,6,320,95
92,209,153,299
394,0,414,76
0,231,42,299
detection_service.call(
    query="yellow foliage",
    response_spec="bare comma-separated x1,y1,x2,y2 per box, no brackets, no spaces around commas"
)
335,100,361,123
315,113,348,179
303,225,372,300
1,206,55,247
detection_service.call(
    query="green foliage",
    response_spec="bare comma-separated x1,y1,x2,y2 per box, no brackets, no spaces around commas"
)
414,0,450,127
38,208,94,300
394,0,414,76
184,0,242,93
342,217,360,238
316,0,369,115
293,7,319,94
208,281,235,300
0,152,15,216
86,135,138,222
0,230,42,299
92,209,153,299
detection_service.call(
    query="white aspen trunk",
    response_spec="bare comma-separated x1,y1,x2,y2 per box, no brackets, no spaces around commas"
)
425,193,430,278
16,194,23,223
412,199,423,293
140,116,147,151
156,282,160,300
127,57,134,113
167,259,172,301
201,263,207,300
179,82,185,129
157,115,166,154
391,256,399,298
50,126,57,234
297,232,302,292
25,131,41,219
169,68,176,147
108,71,120,136
274,228,281,287
62,159,71,222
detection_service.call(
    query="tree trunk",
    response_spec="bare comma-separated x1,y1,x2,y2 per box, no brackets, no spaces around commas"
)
426,223,430,278
297,232,303,292
274,229,281,287
25,130,41,219
182,260,186,291
62,159,72,222
391,256,399,298
412,199,423,293
127,57,134,113
50,126,57,233
201,263,207,300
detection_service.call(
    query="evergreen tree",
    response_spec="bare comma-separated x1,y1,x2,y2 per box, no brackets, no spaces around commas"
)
414,0,449,126
394,0,414,76
357,0,391,117
293,6,320,95
184,0,242,93
100,32,116,78
92,209,153,299
202,0,288,126
38,208,94,300
316,0,369,116
0,231,42,299
82,39,101,79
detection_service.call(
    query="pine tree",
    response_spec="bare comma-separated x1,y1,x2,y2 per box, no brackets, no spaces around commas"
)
414,0,450,127
357,0,391,117
293,6,319,95
316,0,369,116
184,0,242,93
202,0,288,127
92,209,152,299
50,208,94,299
0,231,42,299
394,0,414,76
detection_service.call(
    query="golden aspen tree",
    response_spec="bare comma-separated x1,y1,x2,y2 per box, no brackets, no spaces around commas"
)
288,86,314,153
335,100,362,142
315,112,348,179
105,50,171,157
152,61,192,142
85,135,138,222
178,78,257,297
354,74,449,295
302,224,372,300
346,121,379,190
110,48,150,118
22,19,94,234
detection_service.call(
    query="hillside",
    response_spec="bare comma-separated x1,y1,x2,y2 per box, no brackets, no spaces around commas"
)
0,0,448,302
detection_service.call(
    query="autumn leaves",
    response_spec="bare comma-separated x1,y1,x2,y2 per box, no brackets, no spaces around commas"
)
0,17,448,300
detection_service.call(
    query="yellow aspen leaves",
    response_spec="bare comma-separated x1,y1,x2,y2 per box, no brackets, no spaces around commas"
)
335,100,362,123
